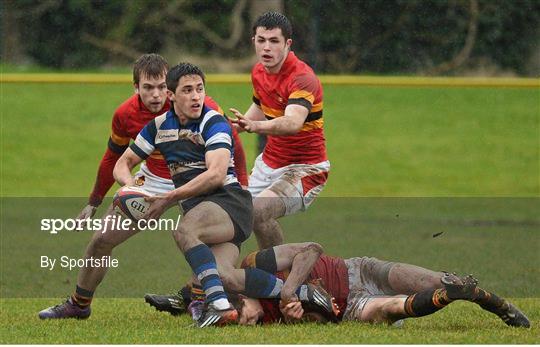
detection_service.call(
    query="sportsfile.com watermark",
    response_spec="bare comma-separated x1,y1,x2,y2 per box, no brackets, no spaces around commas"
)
40,215,181,234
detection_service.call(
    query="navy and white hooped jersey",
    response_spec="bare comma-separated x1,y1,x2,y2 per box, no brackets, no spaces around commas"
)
130,105,238,188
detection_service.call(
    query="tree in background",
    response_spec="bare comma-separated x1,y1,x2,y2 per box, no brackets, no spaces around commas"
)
1,0,538,76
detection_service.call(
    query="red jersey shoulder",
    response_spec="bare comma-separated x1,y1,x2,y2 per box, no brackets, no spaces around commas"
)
204,95,223,114
290,71,321,95
111,94,140,138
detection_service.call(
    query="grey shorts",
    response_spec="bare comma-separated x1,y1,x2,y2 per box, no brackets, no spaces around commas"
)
342,257,396,321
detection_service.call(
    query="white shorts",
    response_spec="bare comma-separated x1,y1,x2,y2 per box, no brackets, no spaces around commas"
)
247,154,330,215
132,163,175,196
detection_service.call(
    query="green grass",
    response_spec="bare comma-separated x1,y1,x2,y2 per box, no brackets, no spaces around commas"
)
0,298,538,344
1,82,539,343
1,84,538,196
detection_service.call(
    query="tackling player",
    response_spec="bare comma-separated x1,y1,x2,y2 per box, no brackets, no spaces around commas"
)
229,12,330,249
147,242,530,329
235,243,531,328
38,54,247,321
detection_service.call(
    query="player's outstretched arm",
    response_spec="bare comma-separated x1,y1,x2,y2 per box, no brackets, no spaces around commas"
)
228,103,266,133
230,104,308,136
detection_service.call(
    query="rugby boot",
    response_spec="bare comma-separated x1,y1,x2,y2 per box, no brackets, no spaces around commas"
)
38,297,91,319
441,273,478,300
187,299,205,321
144,291,188,316
197,303,238,328
496,302,530,328
300,279,340,321
441,273,530,328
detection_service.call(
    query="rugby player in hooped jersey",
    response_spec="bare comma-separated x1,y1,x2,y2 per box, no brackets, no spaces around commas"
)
112,63,334,328
37,54,247,321
77,54,248,220
229,12,330,249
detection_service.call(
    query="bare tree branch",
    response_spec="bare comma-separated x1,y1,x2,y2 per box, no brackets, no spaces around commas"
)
81,33,142,61
425,0,479,75
170,0,247,50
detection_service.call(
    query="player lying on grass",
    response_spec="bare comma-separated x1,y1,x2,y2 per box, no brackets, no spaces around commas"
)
38,54,247,321
146,242,530,328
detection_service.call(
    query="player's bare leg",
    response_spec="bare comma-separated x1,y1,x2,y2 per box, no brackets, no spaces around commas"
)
39,206,140,319
77,206,140,293
252,190,286,249
358,274,529,328
172,201,238,327
387,262,446,294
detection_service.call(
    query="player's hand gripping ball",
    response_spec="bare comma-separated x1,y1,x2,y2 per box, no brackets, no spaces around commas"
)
113,186,150,221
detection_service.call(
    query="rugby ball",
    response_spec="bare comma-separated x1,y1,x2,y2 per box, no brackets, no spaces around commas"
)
113,186,150,221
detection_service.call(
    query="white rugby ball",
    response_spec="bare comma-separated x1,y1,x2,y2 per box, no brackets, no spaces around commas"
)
113,186,150,221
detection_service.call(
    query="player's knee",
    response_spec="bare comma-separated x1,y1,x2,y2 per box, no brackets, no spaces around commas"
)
218,269,242,292
380,298,407,323
252,205,269,227
172,224,191,250
304,242,323,255
88,233,116,254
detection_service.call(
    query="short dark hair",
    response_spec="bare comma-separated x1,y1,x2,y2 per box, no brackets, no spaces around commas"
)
252,11,292,40
133,53,168,85
166,62,206,92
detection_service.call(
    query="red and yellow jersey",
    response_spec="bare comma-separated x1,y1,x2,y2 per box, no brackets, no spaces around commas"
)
241,253,349,323
251,51,327,168
109,94,171,178
88,94,247,206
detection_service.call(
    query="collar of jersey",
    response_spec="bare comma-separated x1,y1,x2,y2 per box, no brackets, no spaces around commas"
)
166,104,211,127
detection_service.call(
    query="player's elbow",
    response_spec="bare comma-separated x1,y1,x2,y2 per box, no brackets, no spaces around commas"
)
304,242,323,255
207,169,227,189
282,121,303,135
112,158,125,181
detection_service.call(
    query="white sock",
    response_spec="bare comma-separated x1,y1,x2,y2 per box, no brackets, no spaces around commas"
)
211,298,230,310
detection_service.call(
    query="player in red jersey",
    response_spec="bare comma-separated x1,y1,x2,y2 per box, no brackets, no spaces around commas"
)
234,243,530,328
229,12,330,249
78,56,247,219
38,54,248,320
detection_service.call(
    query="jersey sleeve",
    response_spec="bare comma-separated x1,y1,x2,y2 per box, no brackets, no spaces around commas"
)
287,73,320,111
129,120,157,160
201,115,232,152
88,148,122,206
230,123,248,186
252,87,261,106
108,110,131,154
251,69,262,106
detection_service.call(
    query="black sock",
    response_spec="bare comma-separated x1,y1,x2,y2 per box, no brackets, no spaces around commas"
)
471,287,508,315
404,288,453,317
72,285,94,308
190,283,205,302
179,285,192,306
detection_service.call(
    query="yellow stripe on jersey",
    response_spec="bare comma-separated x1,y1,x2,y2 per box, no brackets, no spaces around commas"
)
253,88,261,100
261,104,284,118
289,90,315,104
110,132,130,146
311,101,323,112
301,118,324,132
149,151,164,160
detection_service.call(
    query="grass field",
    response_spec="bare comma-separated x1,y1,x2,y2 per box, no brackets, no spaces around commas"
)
1,81,539,343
